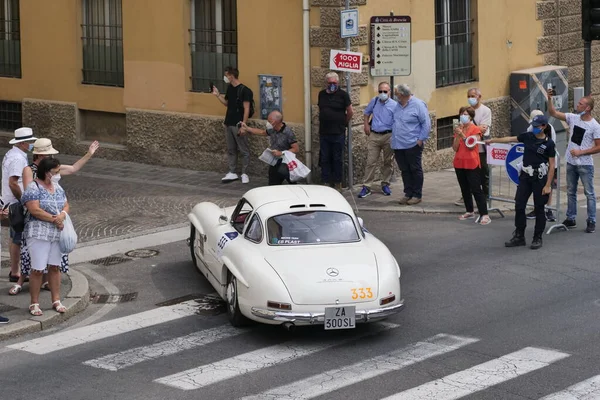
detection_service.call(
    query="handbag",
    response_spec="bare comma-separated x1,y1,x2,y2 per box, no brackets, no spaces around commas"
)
8,201,25,233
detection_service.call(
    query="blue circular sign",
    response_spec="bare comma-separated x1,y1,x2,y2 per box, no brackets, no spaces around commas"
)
505,144,525,185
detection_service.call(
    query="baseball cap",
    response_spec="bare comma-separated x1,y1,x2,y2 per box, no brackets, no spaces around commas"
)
531,115,548,127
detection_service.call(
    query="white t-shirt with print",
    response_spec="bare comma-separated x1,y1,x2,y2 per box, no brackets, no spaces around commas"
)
1,146,28,205
565,113,600,166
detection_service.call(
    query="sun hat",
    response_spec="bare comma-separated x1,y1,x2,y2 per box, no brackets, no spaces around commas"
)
9,127,37,145
32,138,59,155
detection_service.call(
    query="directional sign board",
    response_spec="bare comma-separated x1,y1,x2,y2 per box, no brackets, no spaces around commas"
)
505,144,525,185
369,16,411,77
341,9,359,38
329,49,363,73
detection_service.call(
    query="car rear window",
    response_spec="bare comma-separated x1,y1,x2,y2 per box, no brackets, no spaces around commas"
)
267,211,360,245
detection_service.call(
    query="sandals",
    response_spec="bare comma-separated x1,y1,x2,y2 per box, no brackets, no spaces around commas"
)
52,300,66,313
41,282,50,291
8,284,22,296
29,303,42,316
459,212,475,220
479,215,492,225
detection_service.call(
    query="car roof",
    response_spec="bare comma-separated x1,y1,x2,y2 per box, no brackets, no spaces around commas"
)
243,185,357,217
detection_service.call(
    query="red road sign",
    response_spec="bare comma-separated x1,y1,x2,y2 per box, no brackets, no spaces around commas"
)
329,49,363,73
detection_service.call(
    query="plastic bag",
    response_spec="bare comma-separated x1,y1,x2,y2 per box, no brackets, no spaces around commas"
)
59,213,78,254
282,151,311,182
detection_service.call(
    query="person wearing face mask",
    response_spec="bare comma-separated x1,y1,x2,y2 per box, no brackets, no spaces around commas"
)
21,157,71,316
486,115,556,249
1,127,37,286
212,66,253,184
455,88,492,207
547,89,600,233
239,111,300,185
318,71,353,191
358,82,397,198
452,107,491,225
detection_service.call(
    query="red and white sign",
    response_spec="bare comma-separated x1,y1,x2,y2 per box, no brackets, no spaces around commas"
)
487,144,512,166
329,50,363,73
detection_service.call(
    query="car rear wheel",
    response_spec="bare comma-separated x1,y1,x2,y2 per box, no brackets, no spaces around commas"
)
226,272,249,327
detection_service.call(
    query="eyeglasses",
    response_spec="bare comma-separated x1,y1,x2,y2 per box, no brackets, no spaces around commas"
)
378,90,389,94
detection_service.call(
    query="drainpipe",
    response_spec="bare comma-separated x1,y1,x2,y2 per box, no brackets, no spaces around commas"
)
303,0,312,183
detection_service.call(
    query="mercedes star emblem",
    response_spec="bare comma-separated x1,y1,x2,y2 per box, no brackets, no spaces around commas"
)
326,268,339,277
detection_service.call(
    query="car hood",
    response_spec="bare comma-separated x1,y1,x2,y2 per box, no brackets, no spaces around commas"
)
264,245,379,305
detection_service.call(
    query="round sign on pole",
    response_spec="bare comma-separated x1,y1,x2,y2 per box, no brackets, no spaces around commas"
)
505,144,525,185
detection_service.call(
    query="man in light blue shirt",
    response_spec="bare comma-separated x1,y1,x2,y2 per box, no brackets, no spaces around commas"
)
358,82,397,198
391,84,431,205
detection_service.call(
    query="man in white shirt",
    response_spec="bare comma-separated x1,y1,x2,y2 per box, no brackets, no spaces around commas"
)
1,127,37,283
455,88,492,206
547,90,600,233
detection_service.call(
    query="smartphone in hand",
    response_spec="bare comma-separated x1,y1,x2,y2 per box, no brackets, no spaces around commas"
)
209,82,215,93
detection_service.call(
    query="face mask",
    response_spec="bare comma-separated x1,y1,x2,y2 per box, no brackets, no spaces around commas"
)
459,115,471,124
467,97,478,106
532,127,543,134
578,110,587,116
328,83,338,92
223,75,230,84
28,143,34,152
265,122,273,130
50,173,61,184
379,93,389,102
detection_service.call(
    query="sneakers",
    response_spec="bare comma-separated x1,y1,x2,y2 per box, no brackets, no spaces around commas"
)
241,174,250,184
406,197,422,205
382,185,392,196
221,172,239,183
586,220,596,233
526,210,536,220
545,209,555,222
0,315,8,324
454,197,464,206
530,235,543,250
562,218,577,229
505,230,526,247
358,186,372,198
398,197,411,205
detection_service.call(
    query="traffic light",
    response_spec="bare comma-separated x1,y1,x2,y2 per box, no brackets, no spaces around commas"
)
582,0,600,41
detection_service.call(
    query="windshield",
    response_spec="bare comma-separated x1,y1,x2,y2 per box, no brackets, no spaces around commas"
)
267,211,360,245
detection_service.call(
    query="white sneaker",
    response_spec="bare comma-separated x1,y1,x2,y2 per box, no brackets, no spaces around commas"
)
241,174,250,184
222,172,239,182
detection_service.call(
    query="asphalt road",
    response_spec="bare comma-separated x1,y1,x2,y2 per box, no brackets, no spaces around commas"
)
1,211,600,400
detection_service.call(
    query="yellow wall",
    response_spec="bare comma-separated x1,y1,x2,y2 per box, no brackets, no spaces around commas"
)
0,0,306,122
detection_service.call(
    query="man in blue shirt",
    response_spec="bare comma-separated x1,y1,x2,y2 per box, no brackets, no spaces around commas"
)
392,84,431,205
358,82,397,198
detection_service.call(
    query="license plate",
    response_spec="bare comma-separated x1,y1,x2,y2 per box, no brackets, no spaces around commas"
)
324,306,356,330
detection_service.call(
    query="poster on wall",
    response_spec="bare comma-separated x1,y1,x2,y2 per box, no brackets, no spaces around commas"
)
258,75,283,120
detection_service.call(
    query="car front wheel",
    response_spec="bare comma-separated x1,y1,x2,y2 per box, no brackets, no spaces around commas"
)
226,272,249,327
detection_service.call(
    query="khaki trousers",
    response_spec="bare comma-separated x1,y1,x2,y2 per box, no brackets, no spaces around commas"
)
363,132,394,187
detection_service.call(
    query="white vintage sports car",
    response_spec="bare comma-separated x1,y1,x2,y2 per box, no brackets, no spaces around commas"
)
187,185,404,331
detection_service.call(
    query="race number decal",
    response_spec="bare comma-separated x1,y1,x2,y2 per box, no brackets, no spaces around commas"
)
216,232,238,258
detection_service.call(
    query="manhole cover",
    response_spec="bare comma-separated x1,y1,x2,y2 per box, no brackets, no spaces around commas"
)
124,249,159,258
89,256,132,266
90,292,138,304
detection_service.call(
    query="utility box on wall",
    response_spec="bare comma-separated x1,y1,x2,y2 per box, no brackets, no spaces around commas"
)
510,65,569,155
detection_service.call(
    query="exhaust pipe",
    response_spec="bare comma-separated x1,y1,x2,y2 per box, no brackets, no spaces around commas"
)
281,322,296,332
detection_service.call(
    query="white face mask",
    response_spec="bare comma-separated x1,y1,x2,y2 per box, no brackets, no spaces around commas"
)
51,173,61,184
460,115,471,124
265,122,274,130
223,75,230,84
467,97,478,106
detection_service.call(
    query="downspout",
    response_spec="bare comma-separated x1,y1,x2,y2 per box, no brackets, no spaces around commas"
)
303,0,312,183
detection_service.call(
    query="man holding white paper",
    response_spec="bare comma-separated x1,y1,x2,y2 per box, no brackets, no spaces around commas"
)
239,110,300,185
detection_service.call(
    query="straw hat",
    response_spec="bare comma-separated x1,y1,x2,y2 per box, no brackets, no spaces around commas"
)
32,138,59,155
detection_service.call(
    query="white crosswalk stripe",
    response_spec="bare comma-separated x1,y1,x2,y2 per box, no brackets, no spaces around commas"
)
82,324,245,371
153,321,399,391
241,333,479,400
7,300,199,355
539,374,600,399
380,347,570,400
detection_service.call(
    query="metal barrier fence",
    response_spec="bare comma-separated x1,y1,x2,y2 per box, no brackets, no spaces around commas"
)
486,144,567,235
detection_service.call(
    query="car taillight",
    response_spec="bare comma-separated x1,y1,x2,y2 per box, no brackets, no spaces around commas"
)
380,294,396,306
267,301,292,310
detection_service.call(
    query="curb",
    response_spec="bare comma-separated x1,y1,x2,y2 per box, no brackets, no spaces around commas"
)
0,269,90,341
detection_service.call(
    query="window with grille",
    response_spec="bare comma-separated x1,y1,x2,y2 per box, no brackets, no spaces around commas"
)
0,0,21,78
436,115,458,150
435,0,474,88
0,101,22,132
190,0,238,93
81,0,124,87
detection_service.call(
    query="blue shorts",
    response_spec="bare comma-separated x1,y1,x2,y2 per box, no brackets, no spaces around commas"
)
9,227,22,245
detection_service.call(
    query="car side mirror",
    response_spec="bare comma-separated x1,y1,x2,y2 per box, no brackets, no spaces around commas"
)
219,215,228,225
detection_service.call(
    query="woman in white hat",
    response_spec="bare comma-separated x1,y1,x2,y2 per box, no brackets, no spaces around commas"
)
8,138,99,296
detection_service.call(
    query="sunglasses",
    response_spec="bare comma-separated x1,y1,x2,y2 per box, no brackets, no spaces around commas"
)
378,90,389,94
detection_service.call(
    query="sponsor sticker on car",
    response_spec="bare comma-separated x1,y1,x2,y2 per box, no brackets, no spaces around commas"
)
217,231,238,258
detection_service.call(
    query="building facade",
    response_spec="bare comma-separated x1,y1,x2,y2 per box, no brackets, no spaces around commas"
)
0,0,597,183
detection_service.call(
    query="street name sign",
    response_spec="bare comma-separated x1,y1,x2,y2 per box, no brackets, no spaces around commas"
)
329,49,363,73
369,16,411,77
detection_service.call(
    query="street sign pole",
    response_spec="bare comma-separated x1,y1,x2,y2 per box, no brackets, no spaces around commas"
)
345,0,353,189
584,40,592,95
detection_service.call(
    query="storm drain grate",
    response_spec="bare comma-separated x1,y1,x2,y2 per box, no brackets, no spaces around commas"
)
156,293,226,316
90,292,138,304
0,304,18,313
89,256,132,267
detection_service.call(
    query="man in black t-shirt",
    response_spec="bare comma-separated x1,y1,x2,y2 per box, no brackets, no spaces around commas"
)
487,115,556,249
212,66,253,184
317,71,353,191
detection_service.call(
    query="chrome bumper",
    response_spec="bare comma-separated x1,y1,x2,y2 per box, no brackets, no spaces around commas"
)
250,299,405,324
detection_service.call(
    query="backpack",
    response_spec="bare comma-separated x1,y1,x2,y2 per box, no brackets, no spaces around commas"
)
236,84,255,119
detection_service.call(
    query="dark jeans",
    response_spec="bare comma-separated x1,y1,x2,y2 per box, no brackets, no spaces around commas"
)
455,168,488,215
479,152,489,198
515,172,549,237
394,145,424,199
319,134,344,184
268,159,295,185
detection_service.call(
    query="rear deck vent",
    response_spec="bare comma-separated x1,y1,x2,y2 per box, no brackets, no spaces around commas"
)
309,204,325,207
289,204,306,208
